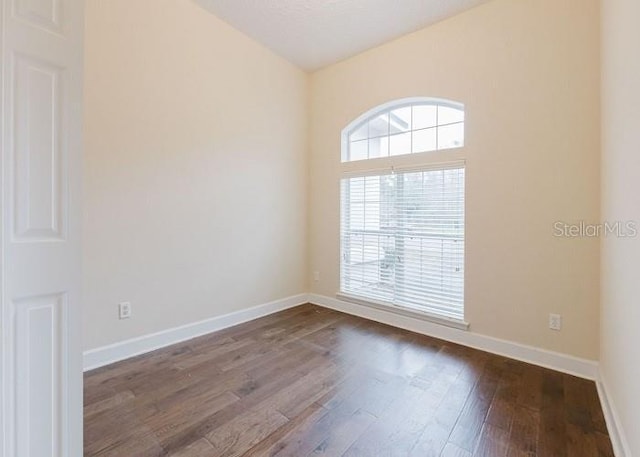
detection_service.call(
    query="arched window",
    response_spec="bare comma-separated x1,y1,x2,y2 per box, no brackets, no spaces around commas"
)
342,98,465,162
339,98,466,326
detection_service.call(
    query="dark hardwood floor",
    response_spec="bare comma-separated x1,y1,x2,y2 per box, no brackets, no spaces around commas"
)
84,304,613,457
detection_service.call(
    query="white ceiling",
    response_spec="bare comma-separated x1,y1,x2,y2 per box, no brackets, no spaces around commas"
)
196,0,491,71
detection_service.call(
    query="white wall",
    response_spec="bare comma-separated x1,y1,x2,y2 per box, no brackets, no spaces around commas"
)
309,0,601,360
600,0,640,454
83,0,309,350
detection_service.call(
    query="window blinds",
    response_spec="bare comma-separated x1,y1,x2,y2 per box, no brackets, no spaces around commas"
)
340,165,465,321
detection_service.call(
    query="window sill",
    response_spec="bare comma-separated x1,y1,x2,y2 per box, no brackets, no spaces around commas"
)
336,293,470,331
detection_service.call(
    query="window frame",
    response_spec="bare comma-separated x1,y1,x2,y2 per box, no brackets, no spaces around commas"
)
338,97,469,330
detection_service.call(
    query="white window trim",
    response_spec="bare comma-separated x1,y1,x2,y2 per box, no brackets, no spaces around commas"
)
341,159,466,178
336,292,470,331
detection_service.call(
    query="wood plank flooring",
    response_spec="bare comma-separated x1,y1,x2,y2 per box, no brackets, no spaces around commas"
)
84,304,614,457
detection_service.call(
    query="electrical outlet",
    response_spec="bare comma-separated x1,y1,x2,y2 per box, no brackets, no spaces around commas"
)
119,302,132,320
549,313,562,331
313,271,320,282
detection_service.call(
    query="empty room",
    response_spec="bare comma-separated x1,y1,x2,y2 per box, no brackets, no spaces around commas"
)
0,0,638,456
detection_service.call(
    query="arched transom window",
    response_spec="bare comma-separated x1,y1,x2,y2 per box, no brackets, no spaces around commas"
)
342,99,465,162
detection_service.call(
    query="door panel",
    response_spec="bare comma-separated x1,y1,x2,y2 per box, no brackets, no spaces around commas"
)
1,0,83,455
14,0,63,35
13,54,65,241
13,293,67,457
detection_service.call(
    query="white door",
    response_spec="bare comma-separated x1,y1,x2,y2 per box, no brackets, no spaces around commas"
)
0,0,84,455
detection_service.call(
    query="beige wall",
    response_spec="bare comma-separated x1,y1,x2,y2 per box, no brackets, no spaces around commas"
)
601,0,640,453
309,0,601,359
84,0,604,364
83,0,308,350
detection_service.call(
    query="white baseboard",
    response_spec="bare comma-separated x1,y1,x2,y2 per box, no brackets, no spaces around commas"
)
83,293,308,371
597,374,632,457
308,293,599,380
85,292,600,381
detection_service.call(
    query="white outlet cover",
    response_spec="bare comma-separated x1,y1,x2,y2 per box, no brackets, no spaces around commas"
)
119,302,132,319
549,313,562,331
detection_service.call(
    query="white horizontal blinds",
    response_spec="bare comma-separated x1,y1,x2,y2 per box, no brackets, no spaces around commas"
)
345,102,465,162
340,165,465,320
